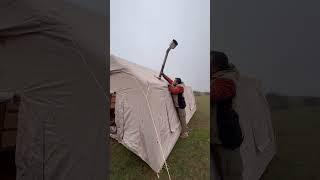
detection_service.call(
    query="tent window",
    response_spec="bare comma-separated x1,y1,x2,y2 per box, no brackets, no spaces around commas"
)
164,101,173,132
161,94,175,133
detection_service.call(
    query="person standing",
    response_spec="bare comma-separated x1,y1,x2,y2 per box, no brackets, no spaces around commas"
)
161,73,189,138
211,51,243,180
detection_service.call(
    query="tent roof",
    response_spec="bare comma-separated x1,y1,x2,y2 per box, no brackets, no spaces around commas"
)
110,54,174,87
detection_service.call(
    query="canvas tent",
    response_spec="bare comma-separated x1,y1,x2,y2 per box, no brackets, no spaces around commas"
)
212,76,276,180
110,54,197,172
0,1,107,179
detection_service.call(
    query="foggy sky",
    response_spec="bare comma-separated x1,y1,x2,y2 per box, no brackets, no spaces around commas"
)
212,0,320,96
111,0,210,92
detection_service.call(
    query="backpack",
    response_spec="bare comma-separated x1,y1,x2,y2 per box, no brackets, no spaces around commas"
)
178,93,186,109
216,98,243,150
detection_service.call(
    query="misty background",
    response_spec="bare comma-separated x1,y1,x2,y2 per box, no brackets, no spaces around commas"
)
111,0,210,92
212,0,320,97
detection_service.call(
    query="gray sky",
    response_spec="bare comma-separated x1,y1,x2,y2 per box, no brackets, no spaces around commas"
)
212,0,320,97
65,0,107,16
111,0,210,92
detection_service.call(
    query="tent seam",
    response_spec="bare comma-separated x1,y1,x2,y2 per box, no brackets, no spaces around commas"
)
127,77,171,179
144,82,171,179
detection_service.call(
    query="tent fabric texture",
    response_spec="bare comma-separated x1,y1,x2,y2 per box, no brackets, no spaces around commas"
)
1,1,107,179
110,54,197,173
213,76,276,180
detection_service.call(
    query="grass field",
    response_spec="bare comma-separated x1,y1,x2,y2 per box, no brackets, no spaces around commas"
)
4,94,319,179
261,99,320,180
111,95,210,180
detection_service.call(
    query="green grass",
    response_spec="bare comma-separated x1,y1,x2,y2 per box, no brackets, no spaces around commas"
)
261,105,320,180
111,95,210,180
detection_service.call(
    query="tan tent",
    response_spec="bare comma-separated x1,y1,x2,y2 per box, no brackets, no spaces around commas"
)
110,54,197,173
0,1,107,179
213,76,276,180
237,76,276,180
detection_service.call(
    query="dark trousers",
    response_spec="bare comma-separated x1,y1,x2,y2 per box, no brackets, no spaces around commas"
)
176,107,187,134
211,144,223,180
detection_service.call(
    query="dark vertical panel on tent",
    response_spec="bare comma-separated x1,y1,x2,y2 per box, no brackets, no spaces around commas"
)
0,98,19,151
106,0,111,176
0,102,5,148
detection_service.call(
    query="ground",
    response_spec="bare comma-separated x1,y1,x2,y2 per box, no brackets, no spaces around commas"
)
110,95,210,180
2,95,320,179
260,98,320,180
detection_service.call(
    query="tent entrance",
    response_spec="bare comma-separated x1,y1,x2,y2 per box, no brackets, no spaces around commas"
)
0,95,20,179
110,92,117,136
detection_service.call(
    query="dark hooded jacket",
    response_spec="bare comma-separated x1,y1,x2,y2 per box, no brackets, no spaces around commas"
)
211,64,240,144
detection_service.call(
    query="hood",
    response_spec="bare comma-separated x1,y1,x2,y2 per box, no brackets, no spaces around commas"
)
213,63,240,82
